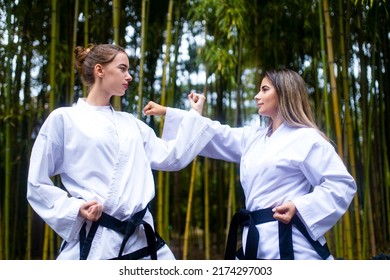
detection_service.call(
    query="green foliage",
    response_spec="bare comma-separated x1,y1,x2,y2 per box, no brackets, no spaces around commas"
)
0,0,389,259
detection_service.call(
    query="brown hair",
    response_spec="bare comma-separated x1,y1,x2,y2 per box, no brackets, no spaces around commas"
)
74,43,126,89
263,68,328,140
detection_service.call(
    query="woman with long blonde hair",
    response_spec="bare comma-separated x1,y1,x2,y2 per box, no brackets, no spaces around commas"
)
144,68,356,260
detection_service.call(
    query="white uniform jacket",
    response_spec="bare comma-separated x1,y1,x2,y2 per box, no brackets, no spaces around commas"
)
27,98,216,260
162,108,357,260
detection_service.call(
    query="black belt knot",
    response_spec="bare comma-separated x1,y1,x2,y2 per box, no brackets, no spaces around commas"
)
225,209,261,260
224,207,331,260
79,206,159,260
236,209,252,226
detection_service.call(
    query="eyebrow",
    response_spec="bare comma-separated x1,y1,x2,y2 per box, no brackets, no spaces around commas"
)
118,63,129,69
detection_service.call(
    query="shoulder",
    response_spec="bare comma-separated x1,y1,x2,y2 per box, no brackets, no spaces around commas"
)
49,106,72,116
281,125,328,147
42,106,74,126
285,126,337,156
286,125,326,143
36,107,75,145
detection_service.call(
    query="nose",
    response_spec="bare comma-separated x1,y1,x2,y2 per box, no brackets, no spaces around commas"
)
126,72,133,82
254,91,261,100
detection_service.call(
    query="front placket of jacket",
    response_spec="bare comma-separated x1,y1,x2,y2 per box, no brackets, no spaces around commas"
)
102,109,130,215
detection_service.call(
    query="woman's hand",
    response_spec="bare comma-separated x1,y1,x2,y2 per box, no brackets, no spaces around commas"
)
272,201,297,224
79,201,103,222
143,101,167,116
188,92,205,115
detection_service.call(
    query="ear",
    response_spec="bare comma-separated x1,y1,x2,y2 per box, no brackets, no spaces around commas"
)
95,64,104,78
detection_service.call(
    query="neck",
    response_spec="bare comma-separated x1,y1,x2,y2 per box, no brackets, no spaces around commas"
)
86,91,111,106
272,122,282,132
269,118,283,136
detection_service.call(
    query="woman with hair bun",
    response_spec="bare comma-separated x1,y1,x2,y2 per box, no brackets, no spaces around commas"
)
27,43,215,260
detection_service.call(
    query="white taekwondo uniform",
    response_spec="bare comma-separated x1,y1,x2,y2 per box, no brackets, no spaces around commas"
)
162,108,357,260
27,98,216,260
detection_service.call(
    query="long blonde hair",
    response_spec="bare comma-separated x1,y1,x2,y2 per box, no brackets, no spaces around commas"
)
262,68,328,140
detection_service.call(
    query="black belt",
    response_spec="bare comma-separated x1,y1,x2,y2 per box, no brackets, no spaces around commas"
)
109,233,165,260
79,206,162,260
225,208,331,260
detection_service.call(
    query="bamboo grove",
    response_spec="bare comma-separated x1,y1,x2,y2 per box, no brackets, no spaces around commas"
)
0,0,389,260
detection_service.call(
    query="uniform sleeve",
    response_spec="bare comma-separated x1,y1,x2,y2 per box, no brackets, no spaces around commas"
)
292,138,357,240
163,107,246,163
27,112,85,242
137,109,217,171
161,107,187,141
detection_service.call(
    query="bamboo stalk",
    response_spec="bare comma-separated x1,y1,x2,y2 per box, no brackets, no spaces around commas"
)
82,0,89,97
323,0,343,155
183,158,197,260
157,0,174,238
337,0,356,259
0,202,3,259
112,0,121,110
42,224,50,260
318,0,331,138
163,173,170,243
69,0,79,105
204,158,210,260
137,0,149,118
49,0,57,112
25,206,32,260
225,163,235,242
4,0,12,259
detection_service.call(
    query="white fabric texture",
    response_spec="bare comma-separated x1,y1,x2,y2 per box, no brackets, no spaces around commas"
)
27,98,216,260
163,107,357,260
